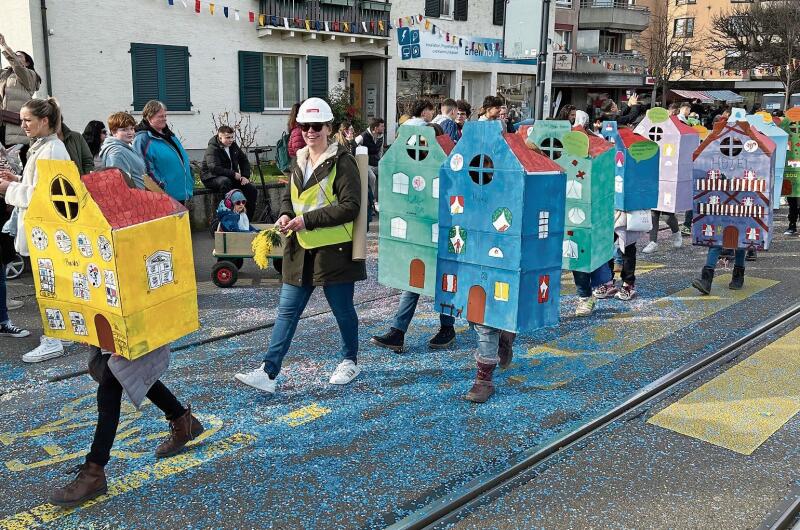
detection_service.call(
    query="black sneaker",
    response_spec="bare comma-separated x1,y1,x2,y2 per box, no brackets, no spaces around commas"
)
0,321,30,338
745,250,757,262
784,227,797,235
427,326,456,350
371,328,405,353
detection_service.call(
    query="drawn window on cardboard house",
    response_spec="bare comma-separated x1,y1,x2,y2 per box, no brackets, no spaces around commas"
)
406,135,429,161
647,127,664,142
720,136,743,157
540,137,563,160
392,172,410,195
390,217,408,239
50,175,79,221
469,154,494,185
538,211,550,239
146,250,174,290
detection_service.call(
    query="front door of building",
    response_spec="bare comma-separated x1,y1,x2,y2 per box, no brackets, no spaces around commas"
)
467,285,486,324
409,259,425,289
723,226,739,249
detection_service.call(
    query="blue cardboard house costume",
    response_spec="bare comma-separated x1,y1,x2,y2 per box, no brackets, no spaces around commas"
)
377,125,455,295
600,121,660,212
434,121,566,333
692,120,776,251
527,121,616,272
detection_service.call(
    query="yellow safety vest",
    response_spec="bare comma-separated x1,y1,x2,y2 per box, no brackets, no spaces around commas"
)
290,163,353,249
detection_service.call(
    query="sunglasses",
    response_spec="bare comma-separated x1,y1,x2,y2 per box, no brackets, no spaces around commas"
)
300,123,326,132
234,200,246,206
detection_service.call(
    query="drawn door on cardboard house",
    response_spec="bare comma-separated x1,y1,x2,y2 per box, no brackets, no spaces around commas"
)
723,226,739,249
467,285,486,324
409,259,425,289
94,314,115,353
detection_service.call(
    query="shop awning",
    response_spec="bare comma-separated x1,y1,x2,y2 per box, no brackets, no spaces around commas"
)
671,89,713,102
704,89,745,102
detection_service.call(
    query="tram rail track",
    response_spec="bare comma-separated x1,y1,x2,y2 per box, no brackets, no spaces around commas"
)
385,301,800,530
759,488,800,530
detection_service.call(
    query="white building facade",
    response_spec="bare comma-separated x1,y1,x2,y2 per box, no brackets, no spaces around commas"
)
2,0,540,153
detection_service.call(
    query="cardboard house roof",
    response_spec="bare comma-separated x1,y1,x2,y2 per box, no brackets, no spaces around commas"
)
584,131,613,157
502,132,563,173
82,169,186,230
671,115,699,135
694,120,776,160
618,127,649,149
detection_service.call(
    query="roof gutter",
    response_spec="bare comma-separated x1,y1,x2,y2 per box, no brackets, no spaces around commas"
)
40,0,53,95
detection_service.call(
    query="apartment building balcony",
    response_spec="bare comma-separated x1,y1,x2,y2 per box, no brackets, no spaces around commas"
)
258,0,391,45
554,52,646,86
578,0,650,33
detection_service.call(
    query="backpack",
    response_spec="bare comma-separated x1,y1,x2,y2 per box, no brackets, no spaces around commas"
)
276,131,291,173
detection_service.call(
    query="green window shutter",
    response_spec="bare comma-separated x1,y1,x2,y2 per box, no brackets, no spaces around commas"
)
161,45,191,111
425,0,441,17
307,56,328,99
454,0,468,21
131,43,159,111
493,0,505,25
239,51,264,112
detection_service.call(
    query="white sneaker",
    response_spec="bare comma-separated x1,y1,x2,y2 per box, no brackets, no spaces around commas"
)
642,241,658,254
234,364,276,394
672,231,683,248
22,336,65,363
373,202,380,212
329,360,361,385
7,299,23,310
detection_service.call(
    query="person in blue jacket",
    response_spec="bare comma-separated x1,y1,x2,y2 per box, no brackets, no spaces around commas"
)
132,100,193,203
216,189,258,232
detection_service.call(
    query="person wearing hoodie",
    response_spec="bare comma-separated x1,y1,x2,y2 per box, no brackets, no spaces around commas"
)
99,112,147,189
60,120,94,175
431,98,460,143
235,98,365,396
132,100,193,203
201,125,257,219
216,189,258,232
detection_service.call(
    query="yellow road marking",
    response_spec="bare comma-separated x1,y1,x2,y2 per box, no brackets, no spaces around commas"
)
0,432,256,530
524,275,778,387
648,326,800,455
278,403,332,427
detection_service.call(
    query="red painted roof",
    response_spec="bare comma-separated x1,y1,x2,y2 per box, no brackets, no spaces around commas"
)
670,115,699,135
618,127,648,148
503,132,563,173
81,169,186,230
587,134,613,157
694,120,776,160
436,134,455,155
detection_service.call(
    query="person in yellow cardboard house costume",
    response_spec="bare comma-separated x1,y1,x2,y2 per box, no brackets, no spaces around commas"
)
6,107,205,507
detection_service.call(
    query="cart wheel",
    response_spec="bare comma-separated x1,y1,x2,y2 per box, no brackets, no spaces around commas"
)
5,255,25,280
212,261,238,288
272,258,283,274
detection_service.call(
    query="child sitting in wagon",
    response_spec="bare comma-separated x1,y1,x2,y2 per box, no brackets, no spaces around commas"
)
216,189,258,232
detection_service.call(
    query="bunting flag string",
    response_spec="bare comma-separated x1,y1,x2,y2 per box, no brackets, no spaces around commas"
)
160,0,392,38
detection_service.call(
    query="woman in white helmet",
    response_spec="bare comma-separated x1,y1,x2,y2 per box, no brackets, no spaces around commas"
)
235,98,365,394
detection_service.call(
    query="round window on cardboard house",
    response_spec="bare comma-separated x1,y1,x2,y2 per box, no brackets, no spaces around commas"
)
406,135,429,161
540,137,563,160
648,126,664,142
50,175,79,221
469,154,494,185
719,136,743,157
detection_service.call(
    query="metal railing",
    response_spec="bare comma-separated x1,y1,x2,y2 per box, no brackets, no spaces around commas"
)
259,0,391,37
579,0,649,11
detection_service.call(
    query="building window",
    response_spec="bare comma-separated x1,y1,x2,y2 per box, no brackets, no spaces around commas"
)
671,52,692,71
432,177,440,199
391,217,408,239
724,51,746,70
264,55,301,110
556,0,573,7
425,0,467,20
720,136,743,157
673,17,695,38
538,211,550,239
554,30,572,52
676,0,696,4
131,43,191,111
406,135,430,161
599,32,620,54
540,137,564,160
440,0,454,18
442,274,457,293
432,223,439,243
648,126,664,142
393,172,410,194
494,282,510,302
468,154,494,185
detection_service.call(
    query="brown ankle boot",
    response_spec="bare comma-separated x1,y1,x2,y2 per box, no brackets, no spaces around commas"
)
464,361,496,403
498,331,516,369
155,406,204,458
49,462,108,507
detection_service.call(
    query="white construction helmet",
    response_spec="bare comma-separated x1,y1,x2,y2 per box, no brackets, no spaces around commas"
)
296,97,334,123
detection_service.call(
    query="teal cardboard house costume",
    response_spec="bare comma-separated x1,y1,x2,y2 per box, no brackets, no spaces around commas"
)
600,121,659,212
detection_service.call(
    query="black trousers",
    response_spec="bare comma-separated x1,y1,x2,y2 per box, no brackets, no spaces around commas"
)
788,197,799,227
649,210,679,242
203,176,258,219
610,233,637,286
86,349,185,467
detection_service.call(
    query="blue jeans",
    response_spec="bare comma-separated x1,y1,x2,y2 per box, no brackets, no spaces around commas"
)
473,324,500,364
262,282,358,379
706,247,745,268
572,263,612,298
0,264,8,324
392,290,455,333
